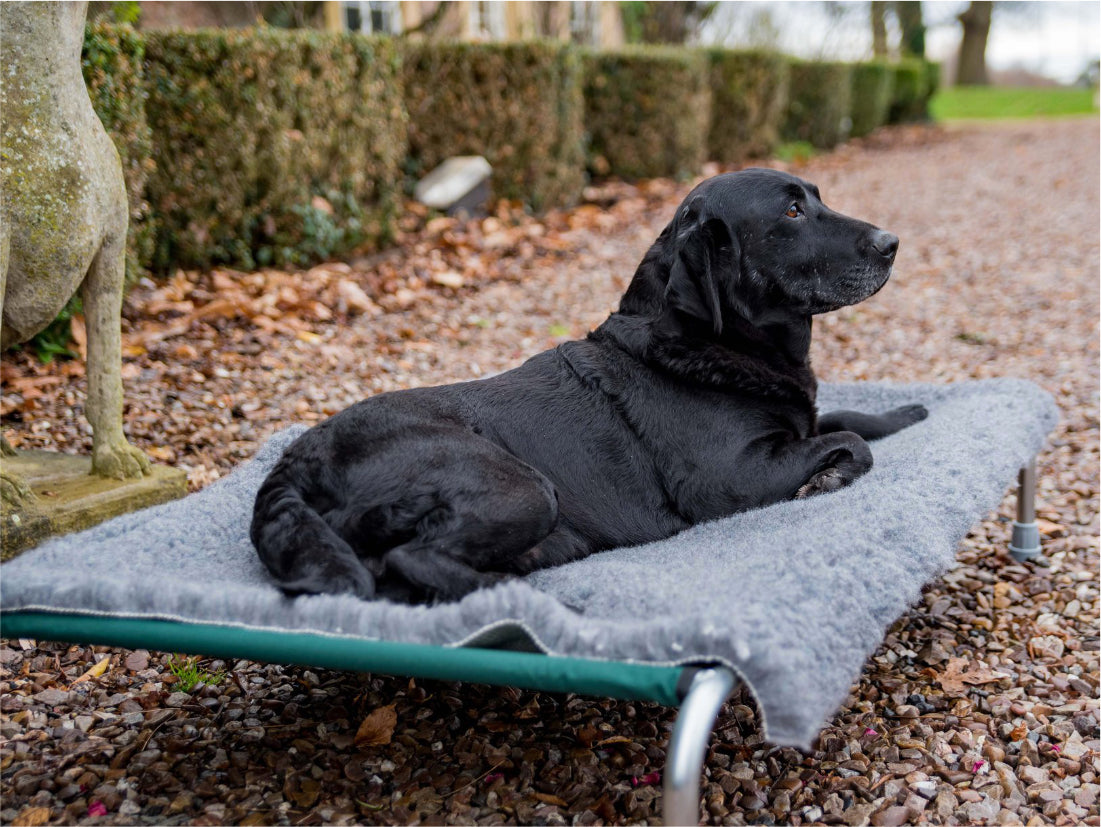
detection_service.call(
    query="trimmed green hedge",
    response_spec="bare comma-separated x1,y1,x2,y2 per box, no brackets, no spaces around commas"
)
888,59,939,124
82,22,153,285
145,29,405,271
706,49,789,162
784,61,854,149
850,61,893,138
583,47,711,180
403,41,584,211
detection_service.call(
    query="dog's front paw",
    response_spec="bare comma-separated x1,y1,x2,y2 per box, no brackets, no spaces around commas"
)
796,467,846,499
885,403,928,431
92,440,152,480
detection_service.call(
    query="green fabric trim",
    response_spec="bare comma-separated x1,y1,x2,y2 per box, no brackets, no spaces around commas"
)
0,611,686,706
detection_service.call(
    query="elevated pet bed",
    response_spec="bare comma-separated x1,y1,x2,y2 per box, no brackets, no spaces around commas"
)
1,379,1057,824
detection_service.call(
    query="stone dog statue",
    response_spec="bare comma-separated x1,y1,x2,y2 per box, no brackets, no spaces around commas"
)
1,1,150,507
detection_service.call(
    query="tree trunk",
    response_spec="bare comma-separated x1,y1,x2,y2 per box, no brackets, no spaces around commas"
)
894,0,925,58
956,1,993,85
871,1,888,58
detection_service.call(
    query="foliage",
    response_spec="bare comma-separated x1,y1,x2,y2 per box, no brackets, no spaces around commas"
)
783,61,854,149
166,654,225,693
402,41,585,211
888,59,939,123
82,21,154,285
26,297,82,364
583,46,711,180
144,29,405,272
621,1,718,44
706,48,789,162
850,61,894,138
930,86,1100,120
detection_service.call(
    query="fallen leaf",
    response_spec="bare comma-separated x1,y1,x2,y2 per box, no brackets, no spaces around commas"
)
354,703,397,747
12,806,51,826
533,792,569,807
71,656,111,685
935,657,1010,694
70,314,87,361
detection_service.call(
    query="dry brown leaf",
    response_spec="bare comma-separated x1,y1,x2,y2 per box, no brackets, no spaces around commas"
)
69,314,87,361
533,792,570,807
354,703,397,747
71,655,110,685
935,657,1010,695
12,806,51,827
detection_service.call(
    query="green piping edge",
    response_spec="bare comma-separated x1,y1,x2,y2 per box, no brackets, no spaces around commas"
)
0,611,686,707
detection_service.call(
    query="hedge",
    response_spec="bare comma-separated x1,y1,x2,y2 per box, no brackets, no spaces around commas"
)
403,41,584,212
783,61,854,149
706,49,789,162
583,47,711,180
888,59,939,124
144,29,405,271
849,61,893,138
82,22,153,285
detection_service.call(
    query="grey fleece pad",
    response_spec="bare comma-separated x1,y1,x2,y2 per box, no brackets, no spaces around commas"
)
0,379,1057,747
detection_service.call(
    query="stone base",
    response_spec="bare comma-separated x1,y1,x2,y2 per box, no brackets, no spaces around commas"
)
1,451,187,560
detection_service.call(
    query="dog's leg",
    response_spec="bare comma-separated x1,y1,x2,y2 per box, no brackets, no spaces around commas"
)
376,449,560,602
749,431,875,501
817,404,927,441
383,543,510,603
81,229,150,480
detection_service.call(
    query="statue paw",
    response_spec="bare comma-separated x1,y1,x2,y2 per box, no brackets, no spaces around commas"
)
1,470,37,509
92,440,152,480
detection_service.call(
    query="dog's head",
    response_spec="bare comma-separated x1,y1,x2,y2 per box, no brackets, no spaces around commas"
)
621,169,899,334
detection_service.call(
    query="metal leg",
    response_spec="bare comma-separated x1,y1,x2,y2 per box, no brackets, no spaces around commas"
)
663,667,737,826
1009,456,1041,562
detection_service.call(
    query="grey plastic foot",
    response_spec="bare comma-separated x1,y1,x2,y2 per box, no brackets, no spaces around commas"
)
1009,457,1041,563
663,667,737,826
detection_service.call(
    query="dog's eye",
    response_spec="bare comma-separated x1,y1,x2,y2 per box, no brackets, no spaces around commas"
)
785,203,803,219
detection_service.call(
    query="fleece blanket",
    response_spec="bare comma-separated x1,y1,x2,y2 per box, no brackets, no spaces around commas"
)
0,379,1057,747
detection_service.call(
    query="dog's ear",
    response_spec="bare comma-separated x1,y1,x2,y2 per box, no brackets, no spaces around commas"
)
665,214,736,336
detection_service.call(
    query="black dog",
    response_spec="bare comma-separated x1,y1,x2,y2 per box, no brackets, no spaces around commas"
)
252,169,926,604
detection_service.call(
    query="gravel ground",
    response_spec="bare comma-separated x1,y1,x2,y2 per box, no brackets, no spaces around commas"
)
1,118,1098,826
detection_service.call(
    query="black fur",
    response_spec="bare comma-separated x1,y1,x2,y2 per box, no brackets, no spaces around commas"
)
251,169,927,604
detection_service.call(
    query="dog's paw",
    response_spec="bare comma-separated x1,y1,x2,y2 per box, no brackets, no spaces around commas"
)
795,467,846,499
92,440,152,480
886,403,928,430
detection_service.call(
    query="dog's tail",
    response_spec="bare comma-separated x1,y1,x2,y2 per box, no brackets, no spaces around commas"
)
250,462,375,599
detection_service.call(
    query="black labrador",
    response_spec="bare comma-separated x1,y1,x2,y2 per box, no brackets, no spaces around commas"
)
251,168,926,604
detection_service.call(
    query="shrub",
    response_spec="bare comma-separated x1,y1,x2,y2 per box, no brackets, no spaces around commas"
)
583,46,711,180
783,60,854,149
706,49,789,162
888,59,939,123
82,22,154,284
144,29,405,272
403,41,584,211
849,61,893,138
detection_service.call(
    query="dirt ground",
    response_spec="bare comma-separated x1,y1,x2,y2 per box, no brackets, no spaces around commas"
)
1,117,1098,826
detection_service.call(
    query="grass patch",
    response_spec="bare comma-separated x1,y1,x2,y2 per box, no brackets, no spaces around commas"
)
931,86,1098,120
166,654,225,693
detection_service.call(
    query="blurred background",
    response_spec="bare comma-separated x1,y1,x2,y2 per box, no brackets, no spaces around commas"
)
99,0,1100,91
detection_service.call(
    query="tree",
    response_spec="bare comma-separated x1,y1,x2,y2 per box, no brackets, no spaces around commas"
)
895,1,925,58
871,1,889,57
621,1,716,44
869,1,925,59
956,1,993,85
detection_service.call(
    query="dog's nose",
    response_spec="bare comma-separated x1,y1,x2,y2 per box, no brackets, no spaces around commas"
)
870,230,899,260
